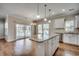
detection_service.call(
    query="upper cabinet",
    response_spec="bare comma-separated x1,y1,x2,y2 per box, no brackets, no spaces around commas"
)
54,15,79,29
54,18,65,28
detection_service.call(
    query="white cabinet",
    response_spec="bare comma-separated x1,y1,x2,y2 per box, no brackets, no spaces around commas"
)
54,18,65,28
70,34,77,45
63,34,70,43
63,34,79,45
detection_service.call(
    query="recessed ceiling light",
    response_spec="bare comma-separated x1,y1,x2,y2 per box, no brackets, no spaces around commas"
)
62,9,65,12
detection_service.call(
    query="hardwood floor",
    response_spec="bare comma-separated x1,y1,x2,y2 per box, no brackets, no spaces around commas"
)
54,43,79,56
0,39,79,56
0,39,35,56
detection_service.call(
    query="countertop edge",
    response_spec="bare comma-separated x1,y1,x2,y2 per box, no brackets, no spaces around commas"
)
29,34,60,43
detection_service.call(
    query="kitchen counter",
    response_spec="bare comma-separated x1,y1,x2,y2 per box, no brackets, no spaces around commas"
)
30,34,59,43
55,31,79,43
55,32,79,34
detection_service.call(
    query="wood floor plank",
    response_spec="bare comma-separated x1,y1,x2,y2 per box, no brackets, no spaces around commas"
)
54,43,79,56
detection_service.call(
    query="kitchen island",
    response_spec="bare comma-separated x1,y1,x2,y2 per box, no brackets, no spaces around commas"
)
29,34,60,56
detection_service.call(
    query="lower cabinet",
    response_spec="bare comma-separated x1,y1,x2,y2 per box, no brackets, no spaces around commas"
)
63,34,79,46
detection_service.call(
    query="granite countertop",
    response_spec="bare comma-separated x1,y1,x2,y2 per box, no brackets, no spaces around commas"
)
29,34,60,43
55,32,79,34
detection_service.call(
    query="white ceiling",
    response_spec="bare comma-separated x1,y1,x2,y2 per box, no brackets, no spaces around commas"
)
0,3,79,20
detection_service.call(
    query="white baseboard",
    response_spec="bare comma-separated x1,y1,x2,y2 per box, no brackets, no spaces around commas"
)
5,39,16,42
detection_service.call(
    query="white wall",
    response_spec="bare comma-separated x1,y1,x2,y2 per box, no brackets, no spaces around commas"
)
0,18,5,39
49,19,55,37
5,15,32,42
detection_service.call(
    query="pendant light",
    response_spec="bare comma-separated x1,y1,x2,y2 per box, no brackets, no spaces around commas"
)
36,3,40,19
48,20,51,23
44,4,47,21
48,9,51,23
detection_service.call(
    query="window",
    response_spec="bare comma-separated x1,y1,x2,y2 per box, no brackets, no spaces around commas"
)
38,24,42,39
38,24,42,33
43,24,49,40
25,25,31,37
38,24,49,40
16,24,25,39
65,20,74,32
16,24,31,39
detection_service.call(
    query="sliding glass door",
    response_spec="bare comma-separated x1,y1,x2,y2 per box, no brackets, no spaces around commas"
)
25,26,31,38
16,24,31,39
38,24,49,40
16,24,25,39
38,24,43,39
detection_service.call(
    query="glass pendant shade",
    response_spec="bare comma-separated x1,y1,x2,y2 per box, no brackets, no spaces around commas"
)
36,3,40,19
44,18,47,21
48,9,52,23
44,4,47,21
48,20,51,23
36,15,40,18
